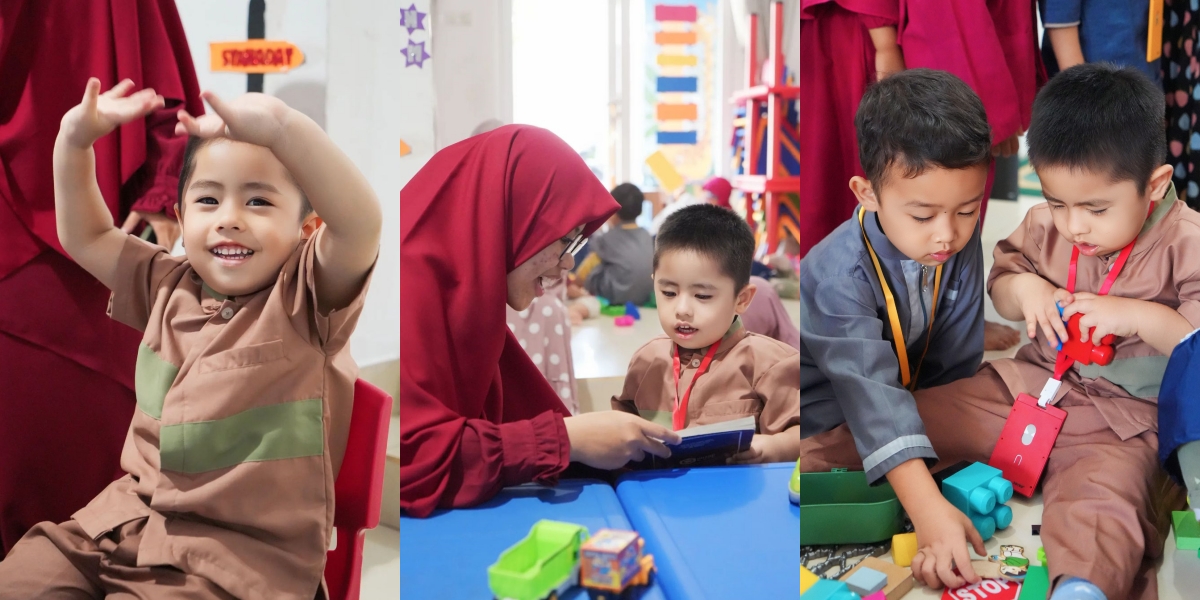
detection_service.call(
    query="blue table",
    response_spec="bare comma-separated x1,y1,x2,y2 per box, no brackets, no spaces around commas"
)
399,479,666,599
615,463,800,599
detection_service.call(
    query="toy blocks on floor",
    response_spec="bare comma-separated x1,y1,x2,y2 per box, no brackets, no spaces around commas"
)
840,557,914,600
891,532,917,567
844,567,887,597
801,566,819,594
942,462,1014,540
624,301,640,320
1173,510,1200,550
801,578,860,600
614,315,634,327
862,593,886,600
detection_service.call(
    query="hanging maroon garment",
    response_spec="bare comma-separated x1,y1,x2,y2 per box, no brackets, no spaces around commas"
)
0,0,202,555
800,0,897,258
899,0,1046,224
400,125,618,518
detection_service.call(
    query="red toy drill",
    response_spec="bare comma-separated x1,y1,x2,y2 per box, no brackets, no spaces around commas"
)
1055,304,1116,367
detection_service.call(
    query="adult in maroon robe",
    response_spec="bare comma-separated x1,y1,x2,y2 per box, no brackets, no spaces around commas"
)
0,0,202,555
800,0,898,258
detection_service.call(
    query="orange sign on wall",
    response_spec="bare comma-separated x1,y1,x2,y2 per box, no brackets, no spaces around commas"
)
210,40,305,74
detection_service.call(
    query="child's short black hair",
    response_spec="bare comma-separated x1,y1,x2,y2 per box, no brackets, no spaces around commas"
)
1027,63,1167,193
654,204,754,291
856,69,993,192
611,182,644,222
177,136,313,219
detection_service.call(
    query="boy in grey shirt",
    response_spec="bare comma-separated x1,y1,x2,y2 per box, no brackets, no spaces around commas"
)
800,69,991,590
583,183,654,305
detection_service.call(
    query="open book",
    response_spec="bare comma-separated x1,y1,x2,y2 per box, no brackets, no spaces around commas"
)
626,416,756,470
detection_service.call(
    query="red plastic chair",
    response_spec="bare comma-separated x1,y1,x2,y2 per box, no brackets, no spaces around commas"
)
325,379,393,600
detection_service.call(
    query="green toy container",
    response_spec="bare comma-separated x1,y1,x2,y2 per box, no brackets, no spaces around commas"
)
800,470,904,545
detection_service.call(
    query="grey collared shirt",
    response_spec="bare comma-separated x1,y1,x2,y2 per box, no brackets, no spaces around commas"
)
801,210,984,484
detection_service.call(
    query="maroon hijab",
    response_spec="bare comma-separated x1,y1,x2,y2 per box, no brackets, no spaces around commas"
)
400,125,618,516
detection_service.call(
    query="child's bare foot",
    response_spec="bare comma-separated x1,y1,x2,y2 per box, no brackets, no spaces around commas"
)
984,320,1021,351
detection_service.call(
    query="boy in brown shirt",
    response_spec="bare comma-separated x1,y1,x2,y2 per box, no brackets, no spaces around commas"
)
0,80,379,599
612,204,800,463
804,64,1195,600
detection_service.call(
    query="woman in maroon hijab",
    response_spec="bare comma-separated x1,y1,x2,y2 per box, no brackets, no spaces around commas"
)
400,125,682,517
0,0,202,554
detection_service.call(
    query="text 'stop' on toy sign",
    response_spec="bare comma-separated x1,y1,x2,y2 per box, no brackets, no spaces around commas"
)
210,40,305,74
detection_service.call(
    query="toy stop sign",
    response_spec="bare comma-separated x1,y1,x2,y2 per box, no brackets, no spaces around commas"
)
210,40,305,74
941,578,1020,600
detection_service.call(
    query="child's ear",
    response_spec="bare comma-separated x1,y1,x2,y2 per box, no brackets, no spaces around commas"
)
301,214,323,238
1148,164,1175,202
849,176,880,212
734,281,758,314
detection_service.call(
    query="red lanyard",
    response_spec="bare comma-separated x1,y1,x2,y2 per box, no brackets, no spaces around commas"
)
1052,202,1152,379
672,340,722,431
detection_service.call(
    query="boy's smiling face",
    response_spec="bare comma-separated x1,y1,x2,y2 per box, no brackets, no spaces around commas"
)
653,249,756,350
851,164,986,266
1036,163,1174,257
177,139,317,297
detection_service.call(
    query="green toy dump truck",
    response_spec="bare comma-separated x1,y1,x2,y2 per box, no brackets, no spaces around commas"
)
489,520,590,600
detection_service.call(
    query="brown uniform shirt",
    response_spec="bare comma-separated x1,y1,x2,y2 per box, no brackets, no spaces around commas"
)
611,318,800,434
987,185,1200,440
72,231,370,600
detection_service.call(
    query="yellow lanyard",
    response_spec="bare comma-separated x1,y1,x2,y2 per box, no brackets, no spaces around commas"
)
857,207,942,391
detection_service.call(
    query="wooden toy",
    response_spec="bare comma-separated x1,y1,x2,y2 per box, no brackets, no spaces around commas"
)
845,566,887,596
840,557,913,600
891,533,917,567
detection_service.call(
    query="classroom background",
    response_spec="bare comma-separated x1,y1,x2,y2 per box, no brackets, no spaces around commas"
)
801,0,1198,598
399,0,802,597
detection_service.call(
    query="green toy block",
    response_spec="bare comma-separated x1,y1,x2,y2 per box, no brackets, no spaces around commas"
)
1018,565,1050,600
941,462,1014,541
1173,510,1200,550
801,578,860,600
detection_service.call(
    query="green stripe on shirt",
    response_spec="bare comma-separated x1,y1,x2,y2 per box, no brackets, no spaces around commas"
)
160,397,324,473
1078,355,1170,399
135,344,178,419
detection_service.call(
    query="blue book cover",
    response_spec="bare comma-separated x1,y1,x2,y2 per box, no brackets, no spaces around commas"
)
627,416,756,470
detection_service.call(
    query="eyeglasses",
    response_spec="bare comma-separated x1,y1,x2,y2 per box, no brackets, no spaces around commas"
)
558,233,587,260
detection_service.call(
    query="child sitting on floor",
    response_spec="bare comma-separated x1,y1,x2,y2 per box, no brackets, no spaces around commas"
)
800,68,993,590
807,63,1200,600
612,204,800,463
579,183,655,306
0,79,379,600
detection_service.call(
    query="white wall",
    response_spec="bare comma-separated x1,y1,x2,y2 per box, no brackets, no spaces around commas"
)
175,0,399,367
431,0,511,149
327,0,408,366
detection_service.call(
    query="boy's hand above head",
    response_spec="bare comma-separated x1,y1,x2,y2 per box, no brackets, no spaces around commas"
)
176,91,289,149
61,78,165,149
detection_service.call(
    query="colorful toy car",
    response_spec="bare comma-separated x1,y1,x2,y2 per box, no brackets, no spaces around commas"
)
789,458,800,504
579,529,655,599
488,520,589,600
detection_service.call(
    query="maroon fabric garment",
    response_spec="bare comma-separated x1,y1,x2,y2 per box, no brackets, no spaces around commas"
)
741,276,800,349
0,0,202,556
799,0,895,257
400,125,619,518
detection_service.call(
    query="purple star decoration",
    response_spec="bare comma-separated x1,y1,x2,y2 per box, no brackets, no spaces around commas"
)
405,40,430,68
400,4,427,36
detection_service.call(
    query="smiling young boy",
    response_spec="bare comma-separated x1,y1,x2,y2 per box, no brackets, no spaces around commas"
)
0,79,379,600
611,204,800,464
799,68,993,590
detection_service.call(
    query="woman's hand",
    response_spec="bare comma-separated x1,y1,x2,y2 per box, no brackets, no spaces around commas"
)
564,411,682,469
